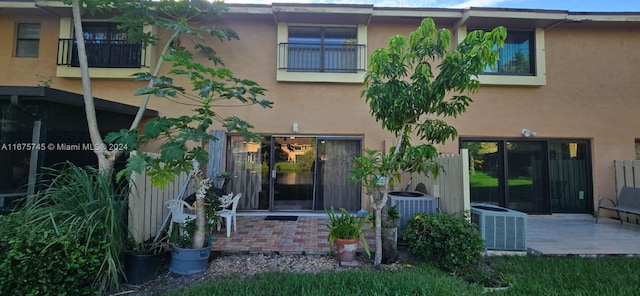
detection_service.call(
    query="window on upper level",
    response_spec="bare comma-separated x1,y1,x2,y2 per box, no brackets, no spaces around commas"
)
282,26,363,73
58,22,145,68
485,30,535,76
16,23,41,58
276,23,367,83
458,27,545,86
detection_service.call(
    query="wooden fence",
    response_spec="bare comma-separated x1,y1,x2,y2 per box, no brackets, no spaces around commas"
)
614,160,640,193
127,153,195,243
410,149,470,214
612,160,640,224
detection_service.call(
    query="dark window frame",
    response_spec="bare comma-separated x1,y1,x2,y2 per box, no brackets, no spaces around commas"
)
474,29,536,76
15,23,41,58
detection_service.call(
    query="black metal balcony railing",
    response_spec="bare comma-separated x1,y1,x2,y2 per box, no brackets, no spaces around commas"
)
57,39,147,68
278,43,366,73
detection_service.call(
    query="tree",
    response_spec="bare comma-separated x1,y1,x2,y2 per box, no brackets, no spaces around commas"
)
64,0,247,172
350,18,507,269
64,0,272,267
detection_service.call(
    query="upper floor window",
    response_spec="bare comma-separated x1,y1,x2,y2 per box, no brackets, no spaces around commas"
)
58,22,145,68
16,23,40,58
485,31,535,76
279,26,365,73
459,26,545,86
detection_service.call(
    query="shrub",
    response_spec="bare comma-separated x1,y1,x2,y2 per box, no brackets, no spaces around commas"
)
402,212,484,274
18,163,129,294
0,212,109,295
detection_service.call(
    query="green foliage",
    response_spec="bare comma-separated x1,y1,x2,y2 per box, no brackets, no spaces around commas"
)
349,148,400,195
0,213,111,295
352,18,506,267
325,207,370,256
403,212,484,274
355,18,507,182
368,205,401,228
112,48,272,187
126,237,167,255
20,163,129,294
386,205,401,222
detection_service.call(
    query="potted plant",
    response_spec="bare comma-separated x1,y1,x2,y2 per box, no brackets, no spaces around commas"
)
380,205,400,264
325,207,370,263
168,170,222,275
123,238,167,285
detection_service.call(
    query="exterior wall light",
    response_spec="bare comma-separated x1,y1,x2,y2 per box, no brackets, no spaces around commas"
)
521,128,537,137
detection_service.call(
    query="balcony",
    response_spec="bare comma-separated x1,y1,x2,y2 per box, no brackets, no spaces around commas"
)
57,38,147,68
277,43,366,73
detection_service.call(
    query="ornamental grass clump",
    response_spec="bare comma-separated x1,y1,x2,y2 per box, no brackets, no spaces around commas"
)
14,163,128,294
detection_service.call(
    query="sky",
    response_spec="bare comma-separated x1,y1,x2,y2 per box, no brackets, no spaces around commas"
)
223,0,640,12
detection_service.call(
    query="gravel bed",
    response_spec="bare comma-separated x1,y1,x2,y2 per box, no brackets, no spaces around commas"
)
121,251,410,296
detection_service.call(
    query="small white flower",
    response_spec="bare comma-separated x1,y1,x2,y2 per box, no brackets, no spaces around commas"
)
219,192,234,208
194,168,213,201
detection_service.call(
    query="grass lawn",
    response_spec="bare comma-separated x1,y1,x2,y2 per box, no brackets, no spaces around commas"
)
168,256,640,296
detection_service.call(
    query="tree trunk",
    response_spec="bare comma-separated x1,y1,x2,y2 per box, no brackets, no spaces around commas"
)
372,125,406,268
71,0,115,172
192,198,207,249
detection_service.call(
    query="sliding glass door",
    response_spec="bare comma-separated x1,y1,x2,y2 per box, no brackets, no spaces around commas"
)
227,135,361,212
462,139,592,214
505,140,549,213
464,139,550,214
315,138,361,211
548,141,591,213
272,137,315,211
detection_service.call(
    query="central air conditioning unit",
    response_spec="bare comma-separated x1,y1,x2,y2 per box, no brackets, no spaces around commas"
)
471,203,527,251
386,191,437,237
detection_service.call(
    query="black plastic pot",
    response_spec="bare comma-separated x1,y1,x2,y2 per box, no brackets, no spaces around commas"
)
124,252,165,285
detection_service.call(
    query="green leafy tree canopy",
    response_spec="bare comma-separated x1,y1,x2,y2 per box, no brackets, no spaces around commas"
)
352,18,507,268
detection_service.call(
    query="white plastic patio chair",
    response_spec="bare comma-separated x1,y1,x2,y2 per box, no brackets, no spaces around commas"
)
165,199,196,236
216,193,242,237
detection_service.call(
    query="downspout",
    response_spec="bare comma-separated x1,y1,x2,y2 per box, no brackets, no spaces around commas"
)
10,95,41,199
544,18,568,30
34,0,62,20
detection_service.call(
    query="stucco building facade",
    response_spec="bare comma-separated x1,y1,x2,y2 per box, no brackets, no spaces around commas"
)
1,1,639,215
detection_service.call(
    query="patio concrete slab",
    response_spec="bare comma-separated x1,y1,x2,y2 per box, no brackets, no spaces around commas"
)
527,214,640,256
211,214,640,257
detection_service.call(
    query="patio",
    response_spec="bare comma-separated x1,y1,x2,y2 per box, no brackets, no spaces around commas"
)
527,214,640,256
210,213,640,256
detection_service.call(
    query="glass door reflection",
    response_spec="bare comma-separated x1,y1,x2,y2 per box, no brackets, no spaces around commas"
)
272,137,315,211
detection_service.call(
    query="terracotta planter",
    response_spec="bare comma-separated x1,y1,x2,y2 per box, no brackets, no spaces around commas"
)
334,237,359,262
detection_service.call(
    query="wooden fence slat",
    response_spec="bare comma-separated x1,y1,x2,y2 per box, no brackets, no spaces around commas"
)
410,149,469,215
127,152,195,243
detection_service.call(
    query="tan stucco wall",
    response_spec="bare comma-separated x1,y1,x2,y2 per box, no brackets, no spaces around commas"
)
2,8,639,211
0,13,60,87
445,26,640,209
